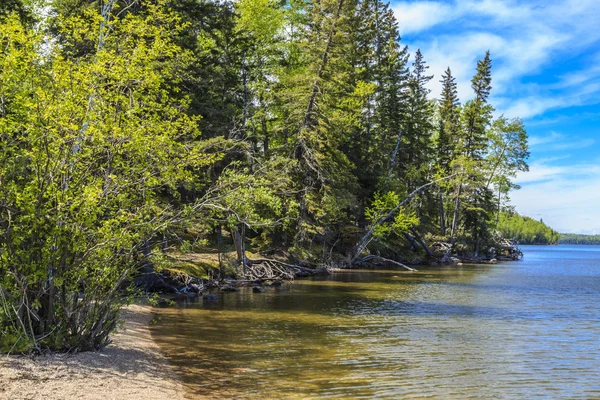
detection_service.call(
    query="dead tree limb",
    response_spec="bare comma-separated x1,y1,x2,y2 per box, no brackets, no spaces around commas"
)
354,255,417,271
351,174,456,263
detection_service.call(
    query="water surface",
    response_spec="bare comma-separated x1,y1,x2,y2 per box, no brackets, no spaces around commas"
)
151,245,600,398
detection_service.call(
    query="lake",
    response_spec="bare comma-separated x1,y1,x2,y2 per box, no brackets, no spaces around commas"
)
151,245,600,398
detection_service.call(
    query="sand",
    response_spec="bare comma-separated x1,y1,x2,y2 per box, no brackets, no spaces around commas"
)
0,305,184,400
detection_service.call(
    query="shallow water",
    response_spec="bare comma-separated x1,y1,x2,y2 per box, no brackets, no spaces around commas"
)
151,245,600,399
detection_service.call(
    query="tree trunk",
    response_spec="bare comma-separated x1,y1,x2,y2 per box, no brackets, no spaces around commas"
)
411,229,434,258
387,129,403,181
231,226,248,275
439,192,446,236
241,225,247,275
450,183,462,243
232,227,244,264
403,232,419,251
216,225,224,279
496,188,501,226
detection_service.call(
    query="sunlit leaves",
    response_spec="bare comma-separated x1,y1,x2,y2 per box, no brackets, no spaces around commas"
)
0,4,216,351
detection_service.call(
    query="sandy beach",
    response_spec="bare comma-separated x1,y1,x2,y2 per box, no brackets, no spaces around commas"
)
0,305,184,400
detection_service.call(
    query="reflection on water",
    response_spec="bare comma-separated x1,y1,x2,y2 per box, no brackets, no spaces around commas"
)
151,245,600,399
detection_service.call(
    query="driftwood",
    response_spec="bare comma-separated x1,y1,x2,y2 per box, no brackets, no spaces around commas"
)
246,258,316,281
353,255,417,271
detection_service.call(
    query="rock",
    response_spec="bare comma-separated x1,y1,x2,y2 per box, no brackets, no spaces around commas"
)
314,266,330,276
134,272,178,293
219,285,239,292
203,293,218,301
252,286,264,293
204,281,219,289
188,284,203,293
270,280,283,287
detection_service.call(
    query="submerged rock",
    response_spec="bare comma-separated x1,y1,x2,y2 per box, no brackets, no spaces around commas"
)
203,293,218,301
252,286,264,293
315,266,330,276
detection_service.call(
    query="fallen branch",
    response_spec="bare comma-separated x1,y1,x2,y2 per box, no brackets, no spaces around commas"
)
353,255,417,271
351,174,457,262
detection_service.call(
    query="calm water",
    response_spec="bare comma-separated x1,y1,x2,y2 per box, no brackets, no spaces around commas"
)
151,245,600,399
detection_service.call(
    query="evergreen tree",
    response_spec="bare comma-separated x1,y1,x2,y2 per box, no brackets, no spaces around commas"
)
400,49,434,186
462,50,493,159
437,67,461,172
346,0,409,205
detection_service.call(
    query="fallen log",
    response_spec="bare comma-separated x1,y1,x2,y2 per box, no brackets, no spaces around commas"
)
353,255,417,271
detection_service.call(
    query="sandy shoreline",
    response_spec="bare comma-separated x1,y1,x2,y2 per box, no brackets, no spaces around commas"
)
0,305,184,400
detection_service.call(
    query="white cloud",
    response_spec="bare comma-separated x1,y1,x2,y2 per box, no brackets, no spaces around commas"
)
392,2,454,35
552,138,595,151
528,131,563,147
394,0,600,118
512,173,600,234
512,161,600,233
498,96,566,119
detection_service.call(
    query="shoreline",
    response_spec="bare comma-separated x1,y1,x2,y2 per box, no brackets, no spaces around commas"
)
0,305,184,400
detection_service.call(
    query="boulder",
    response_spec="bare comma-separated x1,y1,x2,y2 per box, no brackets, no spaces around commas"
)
203,293,218,301
314,266,330,276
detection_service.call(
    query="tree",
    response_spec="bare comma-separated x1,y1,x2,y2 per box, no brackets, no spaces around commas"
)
0,0,33,24
485,117,529,223
400,49,434,186
437,67,461,172
0,3,219,352
435,67,461,235
450,51,494,249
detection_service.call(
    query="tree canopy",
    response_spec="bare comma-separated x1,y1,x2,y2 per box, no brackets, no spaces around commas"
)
559,234,600,245
1,0,533,353
497,213,559,245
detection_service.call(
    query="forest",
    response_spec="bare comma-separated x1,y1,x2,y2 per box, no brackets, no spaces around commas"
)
497,212,560,245
559,234,600,245
0,0,530,353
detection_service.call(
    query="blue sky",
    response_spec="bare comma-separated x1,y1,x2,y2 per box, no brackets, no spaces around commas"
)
392,0,600,234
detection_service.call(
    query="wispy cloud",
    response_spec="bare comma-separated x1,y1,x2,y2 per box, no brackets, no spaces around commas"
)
513,163,600,234
394,0,600,118
393,2,453,35
528,132,564,147
527,131,595,152
552,138,595,151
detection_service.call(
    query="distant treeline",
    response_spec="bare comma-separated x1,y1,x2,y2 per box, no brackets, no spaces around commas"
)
559,234,600,245
497,212,560,245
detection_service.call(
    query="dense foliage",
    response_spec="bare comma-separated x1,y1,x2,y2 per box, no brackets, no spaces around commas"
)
1,0,530,352
559,234,600,245
497,213,559,245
